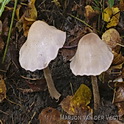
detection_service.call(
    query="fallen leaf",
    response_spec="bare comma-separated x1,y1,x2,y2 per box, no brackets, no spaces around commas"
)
84,5,99,21
60,84,92,115
106,52,124,81
102,28,121,53
60,95,93,123
116,102,124,119
38,107,69,124
0,75,6,102
72,84,92,106
16,4,22,20
102,7,120,28
61,48,77,62
102,7,113,22
2,17,9,36
60,28,85,61
60,96,74,115
114,82,124,103
16,0,37,36
51,0,61,7
0,0,11,17
113,82,124,118
112,52,124,67
25,79,47,92
0,20,4,52
108,0,114,8
108,120,123,124
0,37,4,52
119,0,124,11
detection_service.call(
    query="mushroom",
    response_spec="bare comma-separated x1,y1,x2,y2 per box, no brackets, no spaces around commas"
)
70,33,114,110
19,20,66,100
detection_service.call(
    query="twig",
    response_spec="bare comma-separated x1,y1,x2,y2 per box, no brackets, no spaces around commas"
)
62,45,77,49
6,98,22,108
0,109,9,115
69,14,100,33
28,112,36,124
2,0,18,63
0,120,3,124
70,82,74,95
116,43,124,47
69,14,93,29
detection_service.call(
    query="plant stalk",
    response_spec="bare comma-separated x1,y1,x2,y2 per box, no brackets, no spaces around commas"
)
2,0,18,63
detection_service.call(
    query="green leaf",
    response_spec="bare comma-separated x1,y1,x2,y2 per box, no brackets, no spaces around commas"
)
0,0,11,17
108,0,114,8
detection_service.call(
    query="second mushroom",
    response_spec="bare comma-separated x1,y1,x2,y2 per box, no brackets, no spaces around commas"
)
70,33,114,110
19,20,66,100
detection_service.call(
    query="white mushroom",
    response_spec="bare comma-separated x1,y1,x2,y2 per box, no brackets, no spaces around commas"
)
19,20,66,100
70,33,114,110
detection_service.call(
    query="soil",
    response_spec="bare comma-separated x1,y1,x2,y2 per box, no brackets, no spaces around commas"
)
0,0,123,124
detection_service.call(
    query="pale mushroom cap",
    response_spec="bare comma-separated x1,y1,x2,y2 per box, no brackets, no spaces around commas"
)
19,21,66,71
70,33,114,76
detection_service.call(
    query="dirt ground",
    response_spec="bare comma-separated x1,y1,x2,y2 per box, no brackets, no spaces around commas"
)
0,0,124,124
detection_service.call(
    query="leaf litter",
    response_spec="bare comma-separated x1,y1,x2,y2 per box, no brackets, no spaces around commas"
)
0,0,124,124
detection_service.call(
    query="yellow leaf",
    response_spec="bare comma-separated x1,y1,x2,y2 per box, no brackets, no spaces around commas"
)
0,75,6,102
16,5,21,20
71,84,92,106
102,7,120,28
102,7,113,22
24,0,37,21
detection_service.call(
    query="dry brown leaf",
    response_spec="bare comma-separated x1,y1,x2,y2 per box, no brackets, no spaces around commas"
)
2,17,9,36
60,95,93,123
114,82,124,103
116,102,124,118
102,28,121,53
84,5,99,21
38,107,70,124
60,96,74,115
108,120,123,124
106,52,124,80
112,52,124,67
119,0,124,11
60,84,92,116
0,37,4,52
114,82,124,118
0,20,4,52
0,75,6,102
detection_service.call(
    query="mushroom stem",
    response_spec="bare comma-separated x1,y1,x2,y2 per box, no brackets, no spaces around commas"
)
91,76,100,111
43,66,61,100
